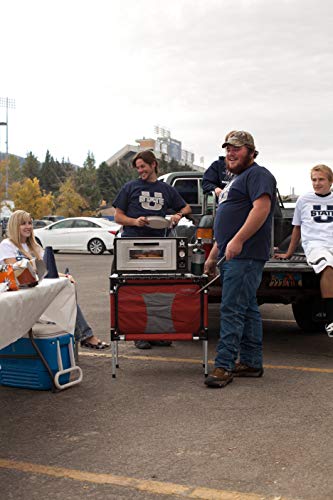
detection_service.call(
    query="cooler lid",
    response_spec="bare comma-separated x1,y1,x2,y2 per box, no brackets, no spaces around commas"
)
23,322,70,339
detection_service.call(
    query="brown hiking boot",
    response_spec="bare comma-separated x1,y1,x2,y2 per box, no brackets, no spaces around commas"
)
204,367,233,388
233,362,264,377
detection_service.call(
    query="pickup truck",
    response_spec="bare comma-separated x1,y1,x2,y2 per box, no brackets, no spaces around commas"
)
158,171,325,333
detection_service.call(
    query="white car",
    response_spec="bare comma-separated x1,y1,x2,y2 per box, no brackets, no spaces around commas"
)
34,217,121,255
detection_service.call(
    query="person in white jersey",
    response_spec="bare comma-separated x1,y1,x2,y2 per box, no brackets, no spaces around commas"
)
275,164,333,337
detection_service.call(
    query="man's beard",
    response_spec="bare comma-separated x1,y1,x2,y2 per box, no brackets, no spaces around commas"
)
226,151,254,175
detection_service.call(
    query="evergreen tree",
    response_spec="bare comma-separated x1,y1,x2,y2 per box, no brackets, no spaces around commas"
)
75,151,101,210
158,155,194,175
39,150,67,194
22,152,40,180
39,150,57,193
60,157,75,179
100,160,137,203
8,155,23,184
97,161,115,201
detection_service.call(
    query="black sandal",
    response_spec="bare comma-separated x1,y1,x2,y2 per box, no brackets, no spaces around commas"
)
98,341,110,349
80,340,110,350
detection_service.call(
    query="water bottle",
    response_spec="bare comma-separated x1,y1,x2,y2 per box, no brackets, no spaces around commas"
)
191,238,205,276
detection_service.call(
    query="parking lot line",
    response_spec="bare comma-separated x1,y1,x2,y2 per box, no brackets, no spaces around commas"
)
79,352,333,374
0,458,289,499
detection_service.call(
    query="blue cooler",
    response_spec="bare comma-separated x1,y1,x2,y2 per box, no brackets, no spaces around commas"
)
0,323,82,390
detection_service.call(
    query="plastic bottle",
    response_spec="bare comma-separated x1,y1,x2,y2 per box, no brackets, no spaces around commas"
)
191,238,205,276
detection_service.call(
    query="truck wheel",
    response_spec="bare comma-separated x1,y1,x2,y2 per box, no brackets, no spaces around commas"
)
292,299,326,333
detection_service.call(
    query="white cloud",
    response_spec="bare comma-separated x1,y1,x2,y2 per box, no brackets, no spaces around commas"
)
1,0,333,195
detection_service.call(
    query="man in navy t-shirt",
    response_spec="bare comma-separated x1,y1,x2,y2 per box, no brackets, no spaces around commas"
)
204,131,276,388
112,150,191,349
113,150,191,237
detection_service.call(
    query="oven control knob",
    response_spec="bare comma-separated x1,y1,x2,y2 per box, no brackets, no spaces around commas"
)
179,250,186,258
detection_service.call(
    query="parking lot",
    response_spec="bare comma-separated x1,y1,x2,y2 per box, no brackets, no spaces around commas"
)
1,252,332,500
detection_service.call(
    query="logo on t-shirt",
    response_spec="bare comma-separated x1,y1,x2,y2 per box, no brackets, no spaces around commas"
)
311,204,333,223
218,178,236,204
139,191,165,211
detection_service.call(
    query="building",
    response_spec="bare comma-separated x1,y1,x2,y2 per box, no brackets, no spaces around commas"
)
106,131,204,172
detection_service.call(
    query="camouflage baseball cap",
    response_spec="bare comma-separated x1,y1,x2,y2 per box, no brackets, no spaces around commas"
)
222,130,256,150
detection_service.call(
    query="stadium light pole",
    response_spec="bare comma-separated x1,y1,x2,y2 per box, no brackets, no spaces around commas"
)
0,97,16,199
0,121,6,201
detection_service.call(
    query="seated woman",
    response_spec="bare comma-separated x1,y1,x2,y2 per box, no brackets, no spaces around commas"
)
0,210,109,350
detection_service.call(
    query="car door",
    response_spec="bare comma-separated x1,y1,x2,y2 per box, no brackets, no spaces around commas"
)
43,219,75,249
70,219,101,250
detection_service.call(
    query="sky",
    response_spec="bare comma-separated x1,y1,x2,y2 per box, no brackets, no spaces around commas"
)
1,0,333,196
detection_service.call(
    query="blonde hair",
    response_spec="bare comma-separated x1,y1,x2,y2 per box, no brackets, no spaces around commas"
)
310,164,333,183
7,210,43,260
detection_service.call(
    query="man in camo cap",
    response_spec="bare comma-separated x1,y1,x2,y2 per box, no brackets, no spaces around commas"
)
202,131,259,197
204,130,277,388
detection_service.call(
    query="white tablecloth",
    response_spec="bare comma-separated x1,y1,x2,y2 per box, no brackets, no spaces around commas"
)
0,278,77,350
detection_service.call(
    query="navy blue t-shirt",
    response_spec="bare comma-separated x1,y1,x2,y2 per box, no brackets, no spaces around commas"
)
214,163,276,261
112,179,187,237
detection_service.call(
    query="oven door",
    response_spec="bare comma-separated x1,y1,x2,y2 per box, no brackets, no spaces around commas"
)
114,238,177,273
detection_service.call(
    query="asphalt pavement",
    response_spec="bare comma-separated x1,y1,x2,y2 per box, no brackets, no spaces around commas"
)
0,252,332,500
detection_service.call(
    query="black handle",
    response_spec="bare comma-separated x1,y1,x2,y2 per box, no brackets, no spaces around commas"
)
133,242,160,247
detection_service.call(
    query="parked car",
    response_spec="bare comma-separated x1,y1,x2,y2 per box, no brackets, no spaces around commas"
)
32,219,52,229
34,217,121,255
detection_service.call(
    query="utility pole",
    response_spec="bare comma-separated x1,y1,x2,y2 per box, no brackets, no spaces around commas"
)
0,97,16,199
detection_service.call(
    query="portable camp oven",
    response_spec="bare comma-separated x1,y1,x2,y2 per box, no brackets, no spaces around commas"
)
110,237,209,377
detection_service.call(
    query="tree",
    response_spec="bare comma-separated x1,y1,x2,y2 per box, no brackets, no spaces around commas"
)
39,150,67,194
22,152,40,180
96,161,114,201
8,177,55,218
158,155,194,175
75,152,101,210
60,157,76,178
55,177,89,217
97,159,148,204
8,155,24,185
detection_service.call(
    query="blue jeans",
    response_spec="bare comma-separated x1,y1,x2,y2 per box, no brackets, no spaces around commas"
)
74,304,93,342
215,258,265,371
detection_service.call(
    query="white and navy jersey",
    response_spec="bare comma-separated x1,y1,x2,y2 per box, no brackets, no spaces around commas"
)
292,191,333,255
0,239,30,265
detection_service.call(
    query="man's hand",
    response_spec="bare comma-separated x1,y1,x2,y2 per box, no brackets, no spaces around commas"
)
214,187,222,197
134,216,149,227
225,237,243,260
204,242,219,275
274,252,290,260
204,257,217,276
170,213,183,226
